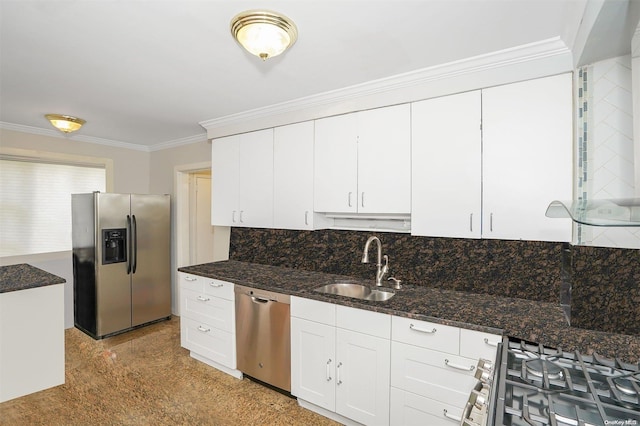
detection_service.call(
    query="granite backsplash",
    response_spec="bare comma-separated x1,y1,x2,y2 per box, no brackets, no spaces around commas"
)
228,228,640,336
569,245,640,335
229,228,567,303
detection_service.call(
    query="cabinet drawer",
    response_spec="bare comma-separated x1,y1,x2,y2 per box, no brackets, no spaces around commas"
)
337,305,391,339
390,387,464,426
181,288,234,332
180,317,236,369
392,316,459,353
203,278,235,301
180,273,204,293
391,341,476,407
291,296,336,326
460,328,501,362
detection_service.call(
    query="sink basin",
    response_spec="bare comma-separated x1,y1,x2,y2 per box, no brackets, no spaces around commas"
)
314,282,394,301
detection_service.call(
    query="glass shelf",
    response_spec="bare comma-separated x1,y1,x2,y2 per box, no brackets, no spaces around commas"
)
545,198,640,227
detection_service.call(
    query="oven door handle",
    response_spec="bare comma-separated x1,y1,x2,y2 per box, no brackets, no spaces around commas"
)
458,401,474,426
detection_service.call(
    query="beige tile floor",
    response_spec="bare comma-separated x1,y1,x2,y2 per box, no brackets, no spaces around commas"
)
0,316,338,426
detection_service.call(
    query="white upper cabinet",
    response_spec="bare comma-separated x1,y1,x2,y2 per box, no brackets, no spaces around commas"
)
273,122,317,230
314,104,411,215
482,73,573,242
211,134,240,226
314,113,359,213
411,73,573,242
211,129,274,228
412,90,482,238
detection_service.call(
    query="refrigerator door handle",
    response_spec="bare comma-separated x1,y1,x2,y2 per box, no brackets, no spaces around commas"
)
132,214,138,274
126,215,132,274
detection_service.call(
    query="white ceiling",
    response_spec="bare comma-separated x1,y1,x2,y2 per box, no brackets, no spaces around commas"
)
0,0,635,149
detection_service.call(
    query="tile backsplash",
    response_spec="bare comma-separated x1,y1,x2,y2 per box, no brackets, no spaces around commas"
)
229,227,640,336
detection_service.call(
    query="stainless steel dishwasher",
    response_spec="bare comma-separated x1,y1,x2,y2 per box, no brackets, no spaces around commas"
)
234,284,291,392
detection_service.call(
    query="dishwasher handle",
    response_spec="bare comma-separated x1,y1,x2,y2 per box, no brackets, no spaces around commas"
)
251,296,271,304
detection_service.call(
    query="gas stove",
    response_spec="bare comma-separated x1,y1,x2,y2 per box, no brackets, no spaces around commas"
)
494,338,640,426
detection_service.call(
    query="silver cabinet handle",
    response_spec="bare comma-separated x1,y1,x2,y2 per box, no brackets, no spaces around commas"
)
484,337,499,347
490,212,493,232
209,282,223,288
409,324,436,334
305,211,309,226
443,409,461,422
348,192,352,207
361,192,365,207
470,213,473,232
232,210,236,223
196,296,210,302
197,325,210,333
239,210,244,223
185,276,197,282
326,359,332,382
336,362,342,385
445,359,474,371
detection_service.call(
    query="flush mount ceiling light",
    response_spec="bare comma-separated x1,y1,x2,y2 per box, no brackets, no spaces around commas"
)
45,114,86,133
230,10,298,60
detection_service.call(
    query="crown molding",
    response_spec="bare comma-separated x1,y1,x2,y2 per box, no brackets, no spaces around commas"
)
0,121,207,152
200,37,571,132
0,121,150,152
149,133,208,152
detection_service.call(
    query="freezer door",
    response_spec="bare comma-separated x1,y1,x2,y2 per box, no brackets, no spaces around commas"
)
95,193,132,336
130,194,171,326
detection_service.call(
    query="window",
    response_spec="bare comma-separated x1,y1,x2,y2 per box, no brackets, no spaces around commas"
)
0,157,106,256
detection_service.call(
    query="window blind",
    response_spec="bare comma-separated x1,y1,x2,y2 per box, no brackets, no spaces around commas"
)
0,159,106,256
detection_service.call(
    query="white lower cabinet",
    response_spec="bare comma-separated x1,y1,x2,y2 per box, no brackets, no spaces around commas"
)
0,284,65,403
178,272,242,379
389,316,501,426
291,296,391,426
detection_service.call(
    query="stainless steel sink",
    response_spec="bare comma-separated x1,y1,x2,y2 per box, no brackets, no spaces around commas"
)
314,282,395,301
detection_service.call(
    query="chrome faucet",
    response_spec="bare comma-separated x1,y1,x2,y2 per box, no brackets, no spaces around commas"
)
361,236,389,286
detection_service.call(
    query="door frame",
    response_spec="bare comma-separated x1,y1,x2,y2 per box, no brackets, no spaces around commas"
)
174,161,211,316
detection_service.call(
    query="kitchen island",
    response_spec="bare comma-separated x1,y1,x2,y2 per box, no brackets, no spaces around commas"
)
0,264,66,402
179,260,640,363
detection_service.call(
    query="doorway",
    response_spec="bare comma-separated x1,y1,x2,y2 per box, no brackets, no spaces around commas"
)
174,162,230,315
189,171,214,264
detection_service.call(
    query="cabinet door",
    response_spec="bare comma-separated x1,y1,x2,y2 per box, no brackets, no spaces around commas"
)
274,122,315,229
211,134,240,226
358,104,411,214
482,73,573,242
238,129,274,228
291,317,336,411
336,328,390,426
314,113,358,213
411,91,482,238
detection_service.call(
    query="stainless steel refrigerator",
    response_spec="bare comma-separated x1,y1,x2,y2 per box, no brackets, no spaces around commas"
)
72,192,171,339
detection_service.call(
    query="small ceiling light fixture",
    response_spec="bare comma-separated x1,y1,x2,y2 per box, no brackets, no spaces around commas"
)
45,114,86,133
230,10,298,60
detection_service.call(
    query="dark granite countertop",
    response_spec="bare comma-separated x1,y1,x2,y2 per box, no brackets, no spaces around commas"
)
0,263,66,293
179,260,640,363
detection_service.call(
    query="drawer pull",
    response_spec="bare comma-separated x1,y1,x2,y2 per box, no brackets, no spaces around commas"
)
326,359,332,382
185,276,197,282
197,325,210,333
209,282,224,288
196,296,210,302
409,323,436,334
484,337,499,347
336,362,343,385
443,409,461,422
445,359,474,371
